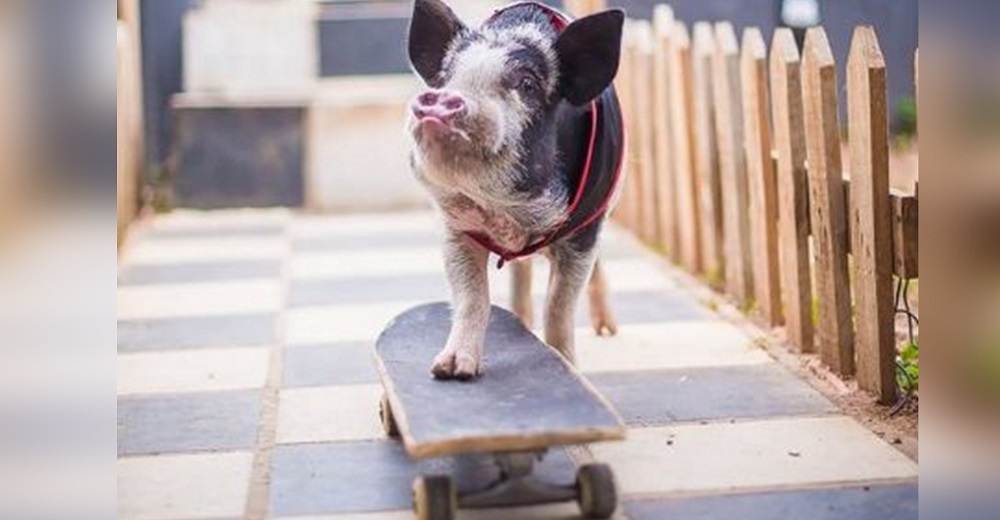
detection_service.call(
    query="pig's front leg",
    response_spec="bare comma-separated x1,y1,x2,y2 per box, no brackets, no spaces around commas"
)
544,244,598,363
433,232,490,380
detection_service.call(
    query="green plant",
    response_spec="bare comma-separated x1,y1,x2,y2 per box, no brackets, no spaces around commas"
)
896,340,919,394
894,96,918,147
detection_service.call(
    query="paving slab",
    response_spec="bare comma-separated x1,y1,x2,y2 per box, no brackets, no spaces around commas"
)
591,417,918,496
118,313,276,352
283,342,380,387
118,452,253,520
625,483,919,520
118,260,282,286
591,365,837,426
269,441,576,516
117,391,261,456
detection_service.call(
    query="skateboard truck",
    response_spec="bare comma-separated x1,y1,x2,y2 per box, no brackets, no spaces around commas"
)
459,451,577,508
411,450,617,520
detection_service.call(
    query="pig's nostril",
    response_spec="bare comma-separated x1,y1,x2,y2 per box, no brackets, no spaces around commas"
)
418,91,440,107
442,97,465,111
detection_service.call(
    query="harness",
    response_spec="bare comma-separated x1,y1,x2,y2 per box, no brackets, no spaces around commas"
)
467,2,627,269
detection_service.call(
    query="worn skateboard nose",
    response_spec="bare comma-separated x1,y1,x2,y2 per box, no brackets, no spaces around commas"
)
412,90,467,123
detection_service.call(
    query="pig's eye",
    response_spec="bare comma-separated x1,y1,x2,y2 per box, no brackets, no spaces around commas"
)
517,76,540,95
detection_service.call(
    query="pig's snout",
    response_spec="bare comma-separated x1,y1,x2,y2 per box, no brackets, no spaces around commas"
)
412,90,467,124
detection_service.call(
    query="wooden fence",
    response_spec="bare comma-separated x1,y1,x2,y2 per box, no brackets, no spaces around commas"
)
118,0,144,246
612,7,919,405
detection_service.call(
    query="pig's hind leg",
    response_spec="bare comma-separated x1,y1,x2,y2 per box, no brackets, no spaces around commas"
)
510,258,534,329
433,232,490,380
588,258,619,336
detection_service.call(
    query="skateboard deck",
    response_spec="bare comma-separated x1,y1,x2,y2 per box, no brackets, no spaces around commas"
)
374,302,626,460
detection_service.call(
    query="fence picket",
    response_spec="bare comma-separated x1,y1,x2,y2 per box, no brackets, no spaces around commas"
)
741,28,782,325
692,22,724,285
802,28,855,375
669,23,703,273
652,6,679,255
848,27,896,404
615,25,641,231
712,22,754,306
633,22,661,244
769,28,814,351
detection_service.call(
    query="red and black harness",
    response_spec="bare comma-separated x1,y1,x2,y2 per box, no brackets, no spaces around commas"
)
466,2,627,269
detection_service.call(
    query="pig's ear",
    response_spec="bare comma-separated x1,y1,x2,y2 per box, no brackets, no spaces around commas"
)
408,0,467,86
555,9,626,106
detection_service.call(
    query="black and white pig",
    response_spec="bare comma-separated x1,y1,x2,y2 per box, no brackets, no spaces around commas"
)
406,0,627,379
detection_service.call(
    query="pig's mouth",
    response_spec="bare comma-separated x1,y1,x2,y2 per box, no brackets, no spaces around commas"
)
412,116,472,144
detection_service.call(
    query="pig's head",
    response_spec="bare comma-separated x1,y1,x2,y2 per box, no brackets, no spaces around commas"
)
406,0,624,186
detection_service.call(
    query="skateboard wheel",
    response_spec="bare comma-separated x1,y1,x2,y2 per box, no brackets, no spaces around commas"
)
576,463,617,519
412,475,456,520
379,394,400,439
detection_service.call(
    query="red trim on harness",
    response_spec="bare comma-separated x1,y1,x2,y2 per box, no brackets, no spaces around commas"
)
466,2,625,269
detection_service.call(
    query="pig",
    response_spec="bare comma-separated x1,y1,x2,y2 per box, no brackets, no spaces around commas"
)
405,0,626,379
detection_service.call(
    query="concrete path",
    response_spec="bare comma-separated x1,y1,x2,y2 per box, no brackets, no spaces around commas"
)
117,210,918,520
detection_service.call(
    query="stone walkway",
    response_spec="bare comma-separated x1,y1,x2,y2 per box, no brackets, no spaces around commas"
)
117,210,918,520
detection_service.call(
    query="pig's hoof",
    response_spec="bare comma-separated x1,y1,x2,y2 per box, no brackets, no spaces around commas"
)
591,312,619,337
452,352,481,380
430,350,481,380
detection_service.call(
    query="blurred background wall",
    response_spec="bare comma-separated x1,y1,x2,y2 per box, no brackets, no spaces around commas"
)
133,0,916,212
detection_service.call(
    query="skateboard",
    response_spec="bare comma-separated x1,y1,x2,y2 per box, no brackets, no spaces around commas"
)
374,302,627,520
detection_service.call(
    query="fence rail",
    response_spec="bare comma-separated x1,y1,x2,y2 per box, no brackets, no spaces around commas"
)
612,7,919,405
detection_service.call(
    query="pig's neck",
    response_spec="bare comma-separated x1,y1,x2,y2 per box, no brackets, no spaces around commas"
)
428,166,569,253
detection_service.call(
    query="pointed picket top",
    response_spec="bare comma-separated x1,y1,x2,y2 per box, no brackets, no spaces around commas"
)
849,25,886,72
741,27,767,62
715,21,739,58
693,21,716,57
770,27,800,68
672,20,691,51
803,26,836,72
634,19,655,55
653,4,675,34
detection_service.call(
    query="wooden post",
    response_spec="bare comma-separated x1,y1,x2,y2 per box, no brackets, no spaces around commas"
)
633,22,660,245
614,24,640,232
565,0,608,17
893,192,919,279
802,28,855,375
741,28,782,325
118,24,137,243
848,27,896,404
669,23,704,273
692,22,724,285
652,6,678,256
770,28,814,352
712,22,754,306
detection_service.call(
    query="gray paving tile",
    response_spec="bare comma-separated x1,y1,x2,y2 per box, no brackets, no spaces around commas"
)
118,314,276,352
293,231,441,252
117,391,261,455
591,365,836,426
625,483,918,520
573,290,712,326
283,343,379,387
289,274,447,307
269,441,576,516
148,224,286,239
118,260,282,286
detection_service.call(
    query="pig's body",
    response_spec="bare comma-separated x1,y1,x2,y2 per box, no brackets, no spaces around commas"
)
406,0,626,379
